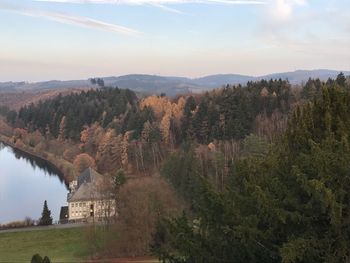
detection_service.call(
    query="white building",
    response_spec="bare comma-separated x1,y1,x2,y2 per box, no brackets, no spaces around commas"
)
66,168,116,222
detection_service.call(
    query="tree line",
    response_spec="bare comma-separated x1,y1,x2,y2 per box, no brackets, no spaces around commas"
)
1,73,349,261
153,75,350,262
17,87,138,140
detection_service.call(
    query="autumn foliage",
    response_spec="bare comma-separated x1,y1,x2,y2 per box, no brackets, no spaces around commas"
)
73,153,96,173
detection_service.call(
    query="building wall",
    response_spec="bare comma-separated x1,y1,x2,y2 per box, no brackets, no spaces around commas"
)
68,199,116,221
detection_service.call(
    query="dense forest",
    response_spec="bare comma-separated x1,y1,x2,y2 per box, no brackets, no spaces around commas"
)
12,78,293,143
153,76,350,263
0,78,297,176
185,79,292,143
17,88,139,140
0,72,349,262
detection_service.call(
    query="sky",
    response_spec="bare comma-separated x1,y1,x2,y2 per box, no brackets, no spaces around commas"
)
0,0,349,81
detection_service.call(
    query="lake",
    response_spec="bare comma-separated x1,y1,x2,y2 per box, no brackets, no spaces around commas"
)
0,142,68,224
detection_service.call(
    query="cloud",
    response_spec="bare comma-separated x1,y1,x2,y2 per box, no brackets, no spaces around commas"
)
0,3,142,36
34,0,267,15
149,3,188,14
34,0,266,15
34,0,267,5
270,0,307,21
257,0,350,62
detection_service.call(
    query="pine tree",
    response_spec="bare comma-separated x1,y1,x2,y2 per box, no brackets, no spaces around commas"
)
336,72,346,86
39,200,53,226
31,254,43,263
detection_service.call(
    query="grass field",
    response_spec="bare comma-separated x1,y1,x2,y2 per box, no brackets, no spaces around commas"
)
0,227,89,263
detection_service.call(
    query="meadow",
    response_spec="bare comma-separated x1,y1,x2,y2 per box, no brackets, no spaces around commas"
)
0,227,88,262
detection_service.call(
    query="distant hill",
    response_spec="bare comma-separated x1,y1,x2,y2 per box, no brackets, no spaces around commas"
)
190,70,350,90
192,74,254,88
0,88,89,110
102,74,197,96
1,69,349,96
0,80,92,92
259,69,350,85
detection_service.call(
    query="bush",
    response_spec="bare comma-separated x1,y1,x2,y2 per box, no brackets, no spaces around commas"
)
31,254,42,263
90,177,185,258
42,256,51,263
0,217,34,229
31,254,51,263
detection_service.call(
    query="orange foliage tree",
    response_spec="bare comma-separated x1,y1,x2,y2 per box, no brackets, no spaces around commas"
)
73,153,96,173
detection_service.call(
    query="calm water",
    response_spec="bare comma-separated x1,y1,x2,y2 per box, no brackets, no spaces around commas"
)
0,142,68,224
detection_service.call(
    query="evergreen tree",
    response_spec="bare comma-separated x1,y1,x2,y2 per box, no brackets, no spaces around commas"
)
153,85,350,263
31,254,43,263
18,87,138,141
31,254,51,263
336,72,346,86
39,200,53,226
97,78,105,87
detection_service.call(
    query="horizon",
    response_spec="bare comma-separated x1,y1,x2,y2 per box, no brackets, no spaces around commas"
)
1,0,349,82
0,68,349,83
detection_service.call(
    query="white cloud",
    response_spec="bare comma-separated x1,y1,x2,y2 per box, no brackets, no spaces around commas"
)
34,0,267,5
0,3,142,36
33,0,266,15
149,3,188,14
34,0,267,15
257,0,350,63
34,0,266,15
270,0,307,21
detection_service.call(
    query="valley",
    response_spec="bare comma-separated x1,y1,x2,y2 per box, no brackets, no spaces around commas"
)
1,73,349,262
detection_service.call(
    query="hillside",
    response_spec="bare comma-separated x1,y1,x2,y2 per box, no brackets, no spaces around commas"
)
1,69,348,96
1,74,349,262
0,88,89,110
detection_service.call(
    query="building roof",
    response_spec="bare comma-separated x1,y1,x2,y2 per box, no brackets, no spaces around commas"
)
77,167,102,188
68,168,113,202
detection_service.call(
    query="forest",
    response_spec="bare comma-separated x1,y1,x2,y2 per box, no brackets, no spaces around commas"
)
154,75,350,263
0,72,349,262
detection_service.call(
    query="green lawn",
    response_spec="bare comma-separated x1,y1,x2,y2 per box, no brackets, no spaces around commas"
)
0,227,90,263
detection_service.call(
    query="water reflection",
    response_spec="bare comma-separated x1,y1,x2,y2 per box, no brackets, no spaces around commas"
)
0,142,68,224
9,144,67,186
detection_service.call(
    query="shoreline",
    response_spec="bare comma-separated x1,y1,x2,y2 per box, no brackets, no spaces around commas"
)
0,134,70,185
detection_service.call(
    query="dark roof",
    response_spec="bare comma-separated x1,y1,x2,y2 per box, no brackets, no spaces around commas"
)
68,168,112,202
68,182,106,201
59,206,68,220
77,167,102,188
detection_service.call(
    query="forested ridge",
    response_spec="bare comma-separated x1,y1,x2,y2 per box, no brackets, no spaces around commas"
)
17,87,139,140
185,79,292,143
14,78,293,143
0,78,296,176
0,72,349,262
153,73,350,263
